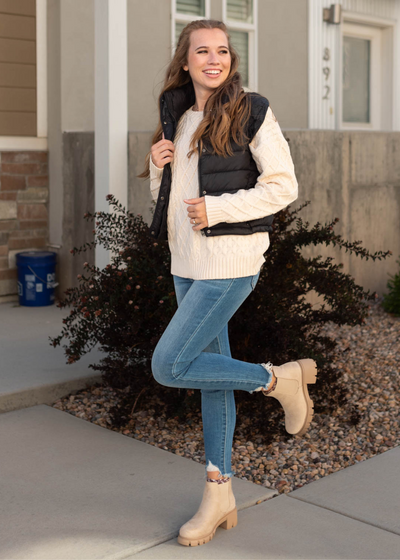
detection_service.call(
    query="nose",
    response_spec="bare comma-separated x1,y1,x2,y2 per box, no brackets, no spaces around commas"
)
207,51,219,64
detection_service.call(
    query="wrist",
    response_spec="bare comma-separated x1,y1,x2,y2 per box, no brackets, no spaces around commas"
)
204,195,225,228
150,156,163,178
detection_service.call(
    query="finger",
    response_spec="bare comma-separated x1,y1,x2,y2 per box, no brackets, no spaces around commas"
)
151,156,172,168
184,197,203,205
153,151,174,166
158,148,174,158
190,214,206,224
161,139,175,149
188,212,204,221
152,140,175,150
153,155,173,168
162,132,165,140
155,139,174,152
187,205,204,214
187,206,205,216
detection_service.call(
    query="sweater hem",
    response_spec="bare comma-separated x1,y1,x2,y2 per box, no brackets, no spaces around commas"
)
171,253,267,280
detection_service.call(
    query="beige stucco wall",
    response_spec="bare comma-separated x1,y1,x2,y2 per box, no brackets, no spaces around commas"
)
60,0,94,131
47,0,94,251
127,0,171,132
48,0,310,137
258,0,308,129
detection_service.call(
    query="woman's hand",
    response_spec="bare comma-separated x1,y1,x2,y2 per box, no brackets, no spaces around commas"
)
184,197,209,231
151,133,175,169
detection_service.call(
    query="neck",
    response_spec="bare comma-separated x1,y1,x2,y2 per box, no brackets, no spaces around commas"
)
192,85,213,112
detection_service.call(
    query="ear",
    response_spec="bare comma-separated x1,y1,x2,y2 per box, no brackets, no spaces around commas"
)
183,64,189,72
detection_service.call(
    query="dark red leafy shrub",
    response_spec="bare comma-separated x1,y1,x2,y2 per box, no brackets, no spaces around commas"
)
51,196,391,442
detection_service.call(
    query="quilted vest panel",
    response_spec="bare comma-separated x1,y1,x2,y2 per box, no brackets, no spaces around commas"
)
149,83,274,240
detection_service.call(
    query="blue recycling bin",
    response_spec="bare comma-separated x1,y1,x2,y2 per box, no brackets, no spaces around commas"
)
16,251,57,307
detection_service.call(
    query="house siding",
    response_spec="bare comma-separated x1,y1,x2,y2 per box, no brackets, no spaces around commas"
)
0,0,37,136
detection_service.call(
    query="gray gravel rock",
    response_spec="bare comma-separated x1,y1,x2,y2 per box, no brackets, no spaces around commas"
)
52,301,399,494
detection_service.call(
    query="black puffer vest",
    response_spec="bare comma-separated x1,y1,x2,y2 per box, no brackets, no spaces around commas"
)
149,81,274,240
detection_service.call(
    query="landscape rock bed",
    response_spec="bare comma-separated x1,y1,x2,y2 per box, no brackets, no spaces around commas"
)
52,301,400,493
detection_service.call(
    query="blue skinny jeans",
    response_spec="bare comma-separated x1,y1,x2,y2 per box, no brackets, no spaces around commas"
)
151,273,272,478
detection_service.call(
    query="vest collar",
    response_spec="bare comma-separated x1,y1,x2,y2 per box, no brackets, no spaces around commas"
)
161,81,196,124
160,80,230,123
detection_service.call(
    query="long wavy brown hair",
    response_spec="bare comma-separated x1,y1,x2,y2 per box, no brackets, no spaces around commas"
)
139,19,251,178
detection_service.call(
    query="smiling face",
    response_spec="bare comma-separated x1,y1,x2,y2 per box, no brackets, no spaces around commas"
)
183,28,231,102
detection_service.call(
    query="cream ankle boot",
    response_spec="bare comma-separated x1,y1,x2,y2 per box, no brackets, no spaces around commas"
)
261,359,317,436
177,478,237,547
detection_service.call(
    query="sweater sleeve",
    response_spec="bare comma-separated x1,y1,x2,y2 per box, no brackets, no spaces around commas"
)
204,106,298,228
149,156,164,202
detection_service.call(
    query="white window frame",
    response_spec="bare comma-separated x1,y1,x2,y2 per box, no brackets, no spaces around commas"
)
222,0,258,92
338,10,396,132
171,0,211,52
0,0,48,150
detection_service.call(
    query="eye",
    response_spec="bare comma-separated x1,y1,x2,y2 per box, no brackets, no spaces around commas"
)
220,50,229,54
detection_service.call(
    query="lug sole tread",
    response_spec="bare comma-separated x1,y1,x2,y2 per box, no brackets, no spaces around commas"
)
177,508,237,547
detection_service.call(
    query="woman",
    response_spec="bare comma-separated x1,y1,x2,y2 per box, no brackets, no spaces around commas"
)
141,20,317,547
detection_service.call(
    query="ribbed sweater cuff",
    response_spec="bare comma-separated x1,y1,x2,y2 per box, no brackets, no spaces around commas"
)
204,195,225,228
150,157,163,179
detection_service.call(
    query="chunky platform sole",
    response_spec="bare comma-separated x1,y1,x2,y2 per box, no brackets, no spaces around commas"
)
294,358,318,436
177,508,238,547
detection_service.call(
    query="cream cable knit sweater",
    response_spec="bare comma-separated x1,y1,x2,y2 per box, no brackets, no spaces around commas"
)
150,105,298,280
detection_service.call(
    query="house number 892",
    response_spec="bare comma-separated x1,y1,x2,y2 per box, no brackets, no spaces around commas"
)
322,47,330,100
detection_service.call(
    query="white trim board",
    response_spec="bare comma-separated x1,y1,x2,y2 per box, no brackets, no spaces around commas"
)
36,0,48,139
0,137,48,151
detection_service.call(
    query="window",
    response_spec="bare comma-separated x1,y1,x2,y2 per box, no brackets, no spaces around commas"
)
343,36,371,123
172,0,210,49
340,22,382,130
177,0,206,17
223,0,257,90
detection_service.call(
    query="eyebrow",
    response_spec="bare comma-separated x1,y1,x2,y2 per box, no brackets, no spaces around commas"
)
194,45,229,50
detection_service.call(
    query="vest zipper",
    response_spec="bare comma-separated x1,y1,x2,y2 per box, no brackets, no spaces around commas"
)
198,151,207,237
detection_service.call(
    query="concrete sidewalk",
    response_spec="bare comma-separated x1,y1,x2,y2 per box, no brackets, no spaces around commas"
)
0,404,399,560
135,446,400,559
0,405,277,560
1,301,400,559
0,301,102,412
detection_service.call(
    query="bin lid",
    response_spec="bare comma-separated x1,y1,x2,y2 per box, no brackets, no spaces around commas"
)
16,251,57,265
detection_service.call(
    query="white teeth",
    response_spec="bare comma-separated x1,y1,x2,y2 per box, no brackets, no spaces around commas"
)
205,70,221,74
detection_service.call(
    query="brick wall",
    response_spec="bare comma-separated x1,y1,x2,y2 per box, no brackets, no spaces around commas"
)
0,151,49,297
